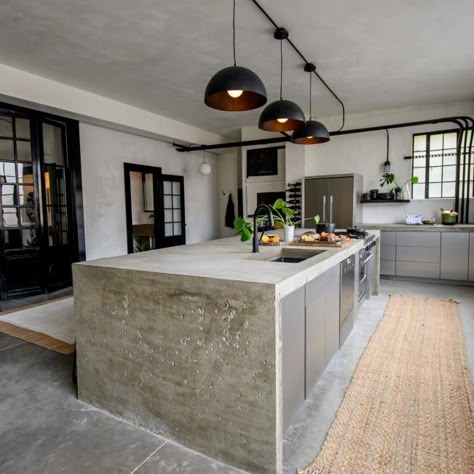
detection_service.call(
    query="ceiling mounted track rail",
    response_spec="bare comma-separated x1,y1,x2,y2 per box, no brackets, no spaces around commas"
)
250,0,345,132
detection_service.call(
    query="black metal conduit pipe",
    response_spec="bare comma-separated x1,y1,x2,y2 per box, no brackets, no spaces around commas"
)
453,119,465,220
174,116,473,151
464,117,474,221
173,116,474,223
250,0,346,131
458,118,468,222
459,116,474,222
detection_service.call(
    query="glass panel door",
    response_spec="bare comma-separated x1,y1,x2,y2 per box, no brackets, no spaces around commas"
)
0,111,41,298
159,175,185,248
124,166,186,253
40,120,72,291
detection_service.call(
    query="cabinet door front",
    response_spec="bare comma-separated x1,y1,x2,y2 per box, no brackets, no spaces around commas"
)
305,294,326,396
470,234,474,281
281,286,305,433
441,232,469,280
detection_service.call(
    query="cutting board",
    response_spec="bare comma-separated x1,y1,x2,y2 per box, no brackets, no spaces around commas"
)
288,239,350,248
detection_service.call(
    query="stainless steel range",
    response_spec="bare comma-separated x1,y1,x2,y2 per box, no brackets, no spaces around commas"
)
337,228,375,345
358,234,376,303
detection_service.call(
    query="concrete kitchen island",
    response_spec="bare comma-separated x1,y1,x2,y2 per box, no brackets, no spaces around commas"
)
73,232,379,474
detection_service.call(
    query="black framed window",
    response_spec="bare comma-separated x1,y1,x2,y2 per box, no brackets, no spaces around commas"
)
412,130,461,199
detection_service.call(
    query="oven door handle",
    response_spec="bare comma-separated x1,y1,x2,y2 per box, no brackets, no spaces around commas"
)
361,253,373,266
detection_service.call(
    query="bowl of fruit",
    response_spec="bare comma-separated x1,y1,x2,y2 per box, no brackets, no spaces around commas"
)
260,234,281,245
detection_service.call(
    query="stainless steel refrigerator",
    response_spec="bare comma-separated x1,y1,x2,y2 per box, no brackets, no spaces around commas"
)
304,174,363,229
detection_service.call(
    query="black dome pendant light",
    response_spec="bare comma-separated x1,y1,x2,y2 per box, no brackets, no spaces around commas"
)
292,63,330,144
204,0,267,111
258,28,305,132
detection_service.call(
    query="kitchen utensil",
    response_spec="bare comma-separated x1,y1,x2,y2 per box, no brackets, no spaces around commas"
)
370,189,379,200
441,214,457,225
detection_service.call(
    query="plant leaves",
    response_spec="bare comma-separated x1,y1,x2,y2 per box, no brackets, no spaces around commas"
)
233,216,247,232
240,226,251,242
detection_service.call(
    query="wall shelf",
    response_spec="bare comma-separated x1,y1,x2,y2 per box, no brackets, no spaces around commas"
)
360,199,410,204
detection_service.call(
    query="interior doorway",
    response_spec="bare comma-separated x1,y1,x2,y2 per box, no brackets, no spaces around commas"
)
0,104,84,301
124,164,185,254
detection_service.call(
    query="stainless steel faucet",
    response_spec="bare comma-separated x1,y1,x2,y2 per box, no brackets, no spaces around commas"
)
252,204,274,253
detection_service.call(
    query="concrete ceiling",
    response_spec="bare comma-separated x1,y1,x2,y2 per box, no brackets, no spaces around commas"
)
0,0,473,138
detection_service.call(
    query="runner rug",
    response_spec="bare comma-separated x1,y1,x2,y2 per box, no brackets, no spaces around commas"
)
297,294,474,474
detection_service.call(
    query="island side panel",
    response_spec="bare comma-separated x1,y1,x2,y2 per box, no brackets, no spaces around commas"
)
73,264,277,474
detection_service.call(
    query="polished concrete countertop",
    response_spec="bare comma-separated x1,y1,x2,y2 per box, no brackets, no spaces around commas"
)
362,223,474,232
77,230,379,298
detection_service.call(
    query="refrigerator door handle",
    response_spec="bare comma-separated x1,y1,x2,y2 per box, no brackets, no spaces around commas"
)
329,195,334,224
322,195,326,222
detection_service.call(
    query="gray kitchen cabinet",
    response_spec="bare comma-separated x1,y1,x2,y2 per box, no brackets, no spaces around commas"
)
395,231,441,278
396,231,440,247
380,231,397,276
305,265,340,397
281,286,305,433
380,259,396,276
440,233,469,280
396,246,440,263
396,261,440,279
469,234,474,281
381,231,396,246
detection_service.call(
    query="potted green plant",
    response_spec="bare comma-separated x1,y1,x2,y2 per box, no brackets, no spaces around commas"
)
379,173,419,200
272,199,320,242
233,199,318,243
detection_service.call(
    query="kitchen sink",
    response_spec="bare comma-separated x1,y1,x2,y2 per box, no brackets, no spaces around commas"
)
267,248,327,263
270,256,309,263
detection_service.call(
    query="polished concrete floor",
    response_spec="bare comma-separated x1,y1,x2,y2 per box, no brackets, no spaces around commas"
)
0,279,472,474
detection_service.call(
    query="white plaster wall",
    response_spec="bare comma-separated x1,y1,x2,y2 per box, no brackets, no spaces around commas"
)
0,64,223,145
305,101,474,224
80,123,219,260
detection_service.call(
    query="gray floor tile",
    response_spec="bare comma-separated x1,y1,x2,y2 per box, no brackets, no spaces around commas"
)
134,442,245,474
0,333,24,351
0,342,166,474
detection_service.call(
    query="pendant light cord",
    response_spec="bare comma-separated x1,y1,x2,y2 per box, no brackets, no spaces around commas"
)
279,40,283,99
232,0,237,66
309,72,313,120
386,129,389,161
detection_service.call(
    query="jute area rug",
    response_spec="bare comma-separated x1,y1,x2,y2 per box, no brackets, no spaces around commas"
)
298,294,474,474
0,296,74,355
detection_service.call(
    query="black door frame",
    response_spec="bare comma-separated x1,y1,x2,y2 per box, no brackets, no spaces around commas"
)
124,163,163,254
0,101,85,299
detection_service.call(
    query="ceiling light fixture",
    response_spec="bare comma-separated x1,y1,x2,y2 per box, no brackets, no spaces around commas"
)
292,63,330,145
199,151,212,175
258,28,305,132
204,0,267,111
